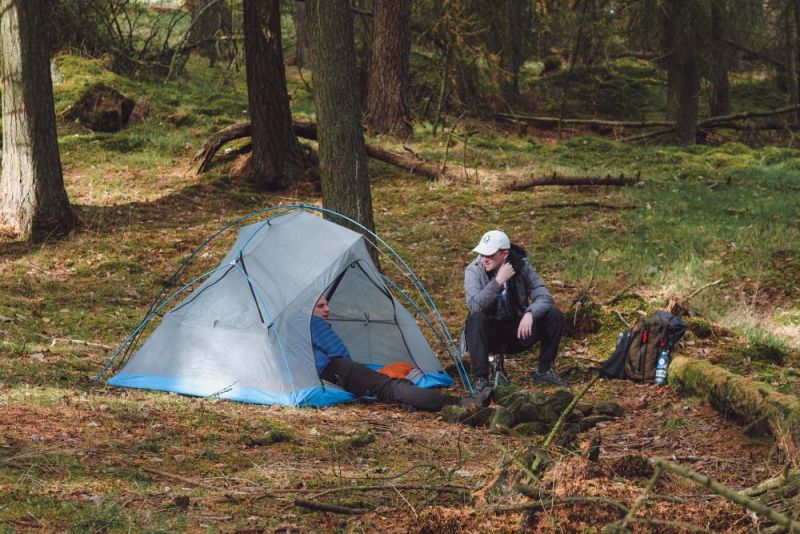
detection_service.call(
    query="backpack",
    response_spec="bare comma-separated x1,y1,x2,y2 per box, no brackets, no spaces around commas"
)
600,311,687,382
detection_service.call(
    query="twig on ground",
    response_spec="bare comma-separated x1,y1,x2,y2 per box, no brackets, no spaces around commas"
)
530,374,600,474
46,337,113,350
619,464,665,529
293,498,368,515
685,278,725,301
653,458,800,533
614,311,631,328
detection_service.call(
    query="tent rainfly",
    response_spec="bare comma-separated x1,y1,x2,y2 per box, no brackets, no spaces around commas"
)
105,209,456,407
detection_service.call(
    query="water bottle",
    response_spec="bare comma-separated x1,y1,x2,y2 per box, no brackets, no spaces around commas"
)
654,349,670,385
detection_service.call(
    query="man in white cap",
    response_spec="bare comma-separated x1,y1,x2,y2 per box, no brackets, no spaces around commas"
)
464,230,566,390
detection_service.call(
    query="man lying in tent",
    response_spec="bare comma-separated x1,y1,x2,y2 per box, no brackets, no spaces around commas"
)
312,296,491,411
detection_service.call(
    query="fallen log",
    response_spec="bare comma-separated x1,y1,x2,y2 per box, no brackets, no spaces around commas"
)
698,105,800,128
669,356,800,463
193,120,455,181
501,172,640,191
495,113,673,129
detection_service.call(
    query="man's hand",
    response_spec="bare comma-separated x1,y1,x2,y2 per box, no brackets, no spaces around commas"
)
517,312,533,339
495,262,515,285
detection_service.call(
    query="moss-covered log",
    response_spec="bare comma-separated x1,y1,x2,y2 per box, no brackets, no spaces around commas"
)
669,356,800,463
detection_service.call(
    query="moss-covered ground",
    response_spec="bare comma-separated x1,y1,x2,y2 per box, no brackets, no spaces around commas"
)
0,53,798,531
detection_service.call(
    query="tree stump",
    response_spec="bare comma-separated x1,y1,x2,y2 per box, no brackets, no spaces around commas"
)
64,83,135,132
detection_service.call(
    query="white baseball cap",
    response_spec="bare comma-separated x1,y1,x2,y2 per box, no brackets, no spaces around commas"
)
472,230,510,256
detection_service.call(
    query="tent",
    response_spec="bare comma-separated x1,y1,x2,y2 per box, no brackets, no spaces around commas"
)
104,207,463,407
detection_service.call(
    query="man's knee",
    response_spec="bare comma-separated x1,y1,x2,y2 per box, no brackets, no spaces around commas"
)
544,306,564,338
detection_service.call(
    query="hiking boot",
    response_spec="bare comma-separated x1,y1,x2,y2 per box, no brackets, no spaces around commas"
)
532,369,567,387
458,385,493,409
473,375,491,391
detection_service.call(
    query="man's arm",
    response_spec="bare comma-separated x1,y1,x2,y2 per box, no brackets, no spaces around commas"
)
464,264,503,314
310,316,352,360
520,263,555,320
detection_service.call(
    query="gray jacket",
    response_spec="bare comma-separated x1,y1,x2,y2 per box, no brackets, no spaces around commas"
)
464,243,555,321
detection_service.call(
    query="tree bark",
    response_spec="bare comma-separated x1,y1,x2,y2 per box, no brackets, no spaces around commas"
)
307,0,375,234
661,1,701,144
709,0,731,117
292,0,311,68
363,0,412,137
0,0,74,242
785,1,799,119
242,0,305,190
185,0,231,67
497,0,527,98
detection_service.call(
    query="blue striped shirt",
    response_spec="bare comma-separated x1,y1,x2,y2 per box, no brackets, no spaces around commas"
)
310,316,352,374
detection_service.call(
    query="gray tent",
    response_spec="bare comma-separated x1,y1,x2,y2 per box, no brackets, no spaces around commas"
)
108,210,453,406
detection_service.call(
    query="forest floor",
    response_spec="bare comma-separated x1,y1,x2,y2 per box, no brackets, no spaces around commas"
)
1,56,800,532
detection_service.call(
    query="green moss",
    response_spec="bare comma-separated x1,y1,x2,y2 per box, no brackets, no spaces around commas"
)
687,317,713,339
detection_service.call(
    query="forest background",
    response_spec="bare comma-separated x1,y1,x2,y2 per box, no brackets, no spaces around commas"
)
1,0,800,531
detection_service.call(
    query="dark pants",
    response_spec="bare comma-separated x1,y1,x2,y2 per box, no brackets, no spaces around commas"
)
464,307,564,378
320,357,455,412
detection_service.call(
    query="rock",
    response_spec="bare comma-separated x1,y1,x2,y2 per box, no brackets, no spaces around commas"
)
514,402,539,425
594,401,624,417
493,384,519,405
577,403,594,416
490,406,515,432
65,83,135,132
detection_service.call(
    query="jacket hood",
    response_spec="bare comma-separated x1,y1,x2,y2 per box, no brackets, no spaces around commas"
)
508,243,529,270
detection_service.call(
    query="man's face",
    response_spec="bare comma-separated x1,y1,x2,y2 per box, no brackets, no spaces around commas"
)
480,249,508,273
313,296,330,321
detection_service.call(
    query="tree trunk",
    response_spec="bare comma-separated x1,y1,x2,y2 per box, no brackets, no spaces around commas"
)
497,0,527,98
786,1,800,118
185,0,231,67
364,0,412,137
292,0,311,68
662,0,700,144
307,0,376,235
242,0,305,190
709,0,731,116
0,0,74,242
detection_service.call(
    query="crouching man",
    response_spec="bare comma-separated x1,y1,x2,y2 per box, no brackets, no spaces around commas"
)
312,296,491,411
464,230,566,390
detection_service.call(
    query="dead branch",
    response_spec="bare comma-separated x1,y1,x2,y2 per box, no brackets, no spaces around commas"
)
530,374,600,475
495,113,674,129
685,278,725,301
538,202,634,210
490,495,628,514
622,127,675,143
653,458,800,533
48,337,113,350
723,38,784,67
502,172,639,191
293,498,368,515
619,464,665,530
310,483,468,499
698,105,800,128
193,121,456,181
